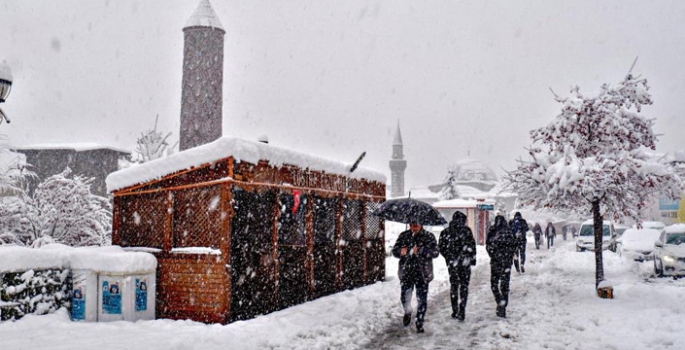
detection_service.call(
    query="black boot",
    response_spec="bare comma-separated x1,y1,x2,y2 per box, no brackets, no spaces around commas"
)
403,313,411,326
416,323,424,333
496,306,506,318
457,307,465,321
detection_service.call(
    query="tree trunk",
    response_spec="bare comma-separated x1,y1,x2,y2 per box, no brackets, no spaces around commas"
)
592,198,604,289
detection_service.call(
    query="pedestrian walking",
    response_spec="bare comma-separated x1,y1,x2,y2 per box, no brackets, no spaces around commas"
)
438,211,476,321
509,212,529,273
532,223,543,249
545,222,556,249
486,215,518,318
392,221,440,333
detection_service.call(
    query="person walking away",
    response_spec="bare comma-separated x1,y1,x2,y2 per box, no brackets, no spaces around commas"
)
532,223,543,250
392,221,440,333
439,211,476,321
486,215,518,318
509,212,529,273
545,222,556,249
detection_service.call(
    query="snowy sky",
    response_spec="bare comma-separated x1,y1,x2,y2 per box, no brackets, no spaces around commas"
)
2,0,685,189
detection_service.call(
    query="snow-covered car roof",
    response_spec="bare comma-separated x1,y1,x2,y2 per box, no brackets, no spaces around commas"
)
665,223,685,234
581,219,613,225
619,228,661,252
634,221,666,229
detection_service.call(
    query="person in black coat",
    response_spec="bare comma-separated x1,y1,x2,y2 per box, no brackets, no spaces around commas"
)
392,221,440,333
509,211,529,273
487,214,518,318
438,211,476,321
532,223,543,249
545,222,556,249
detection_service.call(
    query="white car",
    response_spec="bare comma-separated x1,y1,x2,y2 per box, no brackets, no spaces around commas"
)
634,221,666,231
618,228,661,262
653,224,685,277
575,220,617,252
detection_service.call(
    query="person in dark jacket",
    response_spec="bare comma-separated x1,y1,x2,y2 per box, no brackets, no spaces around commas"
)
438,211,476,321
532,223,543,249
392,221,440,333
487,215,518,318
545,222,556,249
509,211,529,273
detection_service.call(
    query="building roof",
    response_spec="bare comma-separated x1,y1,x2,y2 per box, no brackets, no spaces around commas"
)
107,136,387,193
14,142,131,154
185,0,224,31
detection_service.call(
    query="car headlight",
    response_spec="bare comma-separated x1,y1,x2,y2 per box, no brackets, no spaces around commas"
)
663,255,676,263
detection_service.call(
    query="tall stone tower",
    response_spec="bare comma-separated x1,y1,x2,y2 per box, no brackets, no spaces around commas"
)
389,121,407,198
180,0,225,151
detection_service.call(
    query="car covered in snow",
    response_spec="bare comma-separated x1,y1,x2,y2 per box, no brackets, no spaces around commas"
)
575,220,617,252
617,228,661,262
653,224,685,277
634,221,666,231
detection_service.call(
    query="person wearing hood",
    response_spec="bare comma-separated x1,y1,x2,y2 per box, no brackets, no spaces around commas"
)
392,221,440,333
532,223,543,249
439,211,476,321
509,211,529,273
487,214,518,318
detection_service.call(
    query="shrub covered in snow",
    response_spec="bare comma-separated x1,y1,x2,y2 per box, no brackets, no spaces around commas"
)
0,268,71,321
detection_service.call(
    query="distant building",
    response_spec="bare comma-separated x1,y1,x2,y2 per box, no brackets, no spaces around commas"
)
179,0,225,151
389,121,407,198
14,143,131,196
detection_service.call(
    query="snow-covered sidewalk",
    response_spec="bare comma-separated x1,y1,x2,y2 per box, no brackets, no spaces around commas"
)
2,238,684,350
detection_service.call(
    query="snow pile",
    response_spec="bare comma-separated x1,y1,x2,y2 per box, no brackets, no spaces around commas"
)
107,136,386,193
2,235,685,349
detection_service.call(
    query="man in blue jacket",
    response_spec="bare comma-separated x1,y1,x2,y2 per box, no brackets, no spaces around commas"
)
392,221,440,333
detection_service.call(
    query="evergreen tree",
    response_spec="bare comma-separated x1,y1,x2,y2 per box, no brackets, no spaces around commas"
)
439,165,460,201
505,70,682,292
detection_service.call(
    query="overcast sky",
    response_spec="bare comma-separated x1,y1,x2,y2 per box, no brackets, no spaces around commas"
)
1,0,685,190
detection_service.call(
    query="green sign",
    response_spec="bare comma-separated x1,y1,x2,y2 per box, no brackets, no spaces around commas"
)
477,204,494,210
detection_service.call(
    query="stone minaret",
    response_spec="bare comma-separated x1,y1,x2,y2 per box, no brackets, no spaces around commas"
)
389,121,407,198
180,0,225,151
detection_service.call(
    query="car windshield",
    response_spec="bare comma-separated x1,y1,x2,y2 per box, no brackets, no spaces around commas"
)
666,233,685,245
579,224,611,237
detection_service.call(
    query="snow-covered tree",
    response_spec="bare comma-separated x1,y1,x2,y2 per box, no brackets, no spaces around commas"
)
31,168,112,247
133,115,178,163
0,168,112,247
439,165,461,200
505,71,682,291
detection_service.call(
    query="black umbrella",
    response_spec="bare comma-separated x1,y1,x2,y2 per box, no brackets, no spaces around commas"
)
372,198,447,226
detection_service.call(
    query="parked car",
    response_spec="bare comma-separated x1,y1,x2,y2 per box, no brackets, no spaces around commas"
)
575,220,617,252
615,224,629,238
653,224,685,277
617,228,661,262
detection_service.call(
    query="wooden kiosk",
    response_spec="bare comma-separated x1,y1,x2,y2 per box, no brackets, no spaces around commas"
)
432,198,495,245
107,137,386,324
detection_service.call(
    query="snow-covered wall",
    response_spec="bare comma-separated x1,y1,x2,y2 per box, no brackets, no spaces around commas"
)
106,136,386,193
0,244,157,274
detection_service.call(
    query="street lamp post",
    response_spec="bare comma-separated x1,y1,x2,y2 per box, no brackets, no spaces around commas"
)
0,60,13,125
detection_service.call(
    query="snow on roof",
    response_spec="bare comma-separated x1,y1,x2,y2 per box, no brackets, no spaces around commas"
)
14,142,131,154
433,198,495,208
107,136,386,193
0,60,12,81
185,0,224,30
0,244,156,274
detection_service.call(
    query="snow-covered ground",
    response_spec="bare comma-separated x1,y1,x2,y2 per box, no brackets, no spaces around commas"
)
2,225,684,350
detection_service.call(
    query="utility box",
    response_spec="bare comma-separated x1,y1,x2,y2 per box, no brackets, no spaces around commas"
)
69,246,157,322
71,269,98,322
